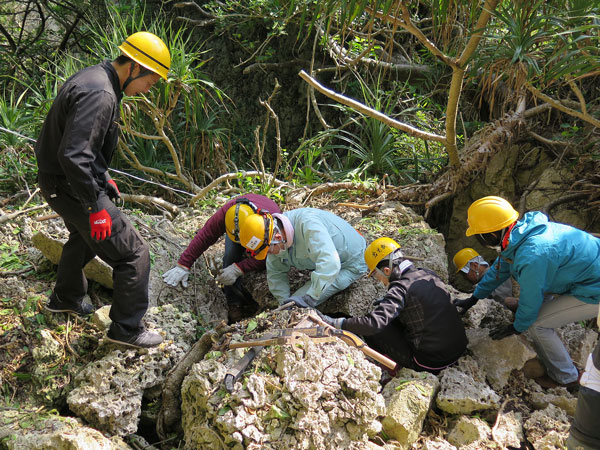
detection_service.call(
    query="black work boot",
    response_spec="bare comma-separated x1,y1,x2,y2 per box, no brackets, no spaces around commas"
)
45,293,94,316
106,323,163,349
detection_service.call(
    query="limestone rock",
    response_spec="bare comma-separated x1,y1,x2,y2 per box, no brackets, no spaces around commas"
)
1,415,132,450
446,415,491,448
523,404,570,450
181,335,385,450
492,410,524,448
31,231,113,289
463,298,512,330
467,328,536,390
422,438,457,450
381,369,440,447
92,305,112,330
557,323,599,368
436,366,501,414
67,304,197,435
32,329,63,363
529,385,578,416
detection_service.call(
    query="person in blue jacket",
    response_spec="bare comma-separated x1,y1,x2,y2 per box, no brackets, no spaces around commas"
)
238,208,368,307
454,196,600,388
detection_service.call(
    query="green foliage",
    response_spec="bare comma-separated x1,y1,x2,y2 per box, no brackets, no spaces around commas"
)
473,0,600,101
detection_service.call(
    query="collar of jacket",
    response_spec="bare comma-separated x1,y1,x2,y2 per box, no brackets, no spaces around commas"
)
101,59,123,103
389,260,414,281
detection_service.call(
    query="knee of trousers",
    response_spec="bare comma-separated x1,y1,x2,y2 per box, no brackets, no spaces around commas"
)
527,325,553,340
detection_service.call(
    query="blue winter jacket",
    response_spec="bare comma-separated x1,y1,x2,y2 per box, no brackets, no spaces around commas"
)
266,208,367,304
474,211,600,332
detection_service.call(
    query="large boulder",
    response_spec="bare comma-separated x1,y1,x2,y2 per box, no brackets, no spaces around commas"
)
436,364,501,414
380,368,440,448
466,328,537,390
181,330,385,449
67,304,197,436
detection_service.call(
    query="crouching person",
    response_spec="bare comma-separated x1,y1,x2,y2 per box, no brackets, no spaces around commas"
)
320,237,467,374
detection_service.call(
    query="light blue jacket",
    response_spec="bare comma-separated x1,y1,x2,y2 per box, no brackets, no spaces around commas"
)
267,208,367,304
474,211,600,332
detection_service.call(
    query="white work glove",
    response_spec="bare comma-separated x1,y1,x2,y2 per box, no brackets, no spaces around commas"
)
162,265,190,288
215,264,243,286
580,353,600,393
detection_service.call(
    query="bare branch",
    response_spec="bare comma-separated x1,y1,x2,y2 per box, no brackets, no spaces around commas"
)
298,70,446,143
367,5,456,68
526,83,600,128
189,171,288,206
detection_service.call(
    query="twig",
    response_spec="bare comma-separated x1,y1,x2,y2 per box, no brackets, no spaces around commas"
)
36,213,60,222
189,171,287,206
22,188,40,209
491,398,510,448
0,204,47,224
0,266,34,277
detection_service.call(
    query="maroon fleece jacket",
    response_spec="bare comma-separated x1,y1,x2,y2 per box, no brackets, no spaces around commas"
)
177,194,280,273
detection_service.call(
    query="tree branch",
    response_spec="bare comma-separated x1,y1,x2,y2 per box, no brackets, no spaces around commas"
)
526,83,600,128
298,70,446,143
189,171,287,206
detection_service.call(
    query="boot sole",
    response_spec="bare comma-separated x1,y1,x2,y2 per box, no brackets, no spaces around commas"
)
44,305,91,316
104,334,162,349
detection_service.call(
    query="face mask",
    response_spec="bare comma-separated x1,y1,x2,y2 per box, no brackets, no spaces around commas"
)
476,232,501,249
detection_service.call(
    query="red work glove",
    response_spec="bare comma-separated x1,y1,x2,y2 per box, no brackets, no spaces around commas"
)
89,209,112,241
107,179,121,202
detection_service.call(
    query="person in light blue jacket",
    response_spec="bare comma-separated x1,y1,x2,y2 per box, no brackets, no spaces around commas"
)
238,208,368,307
454,196,600,388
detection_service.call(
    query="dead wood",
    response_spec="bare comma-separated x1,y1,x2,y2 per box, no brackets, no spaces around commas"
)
0,204,48,224
156,322,231,440
121,193,179,219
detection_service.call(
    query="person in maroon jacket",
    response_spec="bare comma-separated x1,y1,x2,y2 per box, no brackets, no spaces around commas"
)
162,193,280,322
319,237,467,374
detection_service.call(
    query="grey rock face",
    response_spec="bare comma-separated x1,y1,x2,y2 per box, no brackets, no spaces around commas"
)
67,304,197,436
181,335,385,449
467,328,537,390
436,365,501,414
380,368,440,447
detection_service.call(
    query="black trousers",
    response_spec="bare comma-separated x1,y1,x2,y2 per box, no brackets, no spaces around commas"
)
365,324,462,375
38,173,149,332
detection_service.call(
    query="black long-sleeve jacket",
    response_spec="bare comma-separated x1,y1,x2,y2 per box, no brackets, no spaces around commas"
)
343,265,467,366
35,60,122,213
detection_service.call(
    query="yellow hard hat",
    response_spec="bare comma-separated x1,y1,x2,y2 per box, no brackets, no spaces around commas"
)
364,237,401,275
465,196,519,237
225,202,256,243
453,248,480,272
239,213,274,260
118,31,171,80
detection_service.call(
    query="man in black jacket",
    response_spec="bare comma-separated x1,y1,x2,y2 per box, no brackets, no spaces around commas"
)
35,32,171,348
320,237,467,373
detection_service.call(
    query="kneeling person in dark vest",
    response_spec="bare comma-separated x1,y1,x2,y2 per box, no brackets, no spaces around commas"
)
320,237,467,374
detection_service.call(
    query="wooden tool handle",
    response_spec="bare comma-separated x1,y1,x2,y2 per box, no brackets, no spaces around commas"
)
307,313,397,370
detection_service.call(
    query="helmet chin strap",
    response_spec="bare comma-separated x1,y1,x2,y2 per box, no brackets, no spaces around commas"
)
122,62,151,92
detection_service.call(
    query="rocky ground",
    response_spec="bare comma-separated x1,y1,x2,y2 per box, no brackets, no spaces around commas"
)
0,192,597,450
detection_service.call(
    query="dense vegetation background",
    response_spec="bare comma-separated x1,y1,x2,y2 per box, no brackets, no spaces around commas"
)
1,0,596,209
